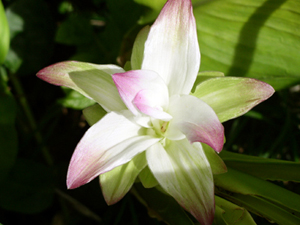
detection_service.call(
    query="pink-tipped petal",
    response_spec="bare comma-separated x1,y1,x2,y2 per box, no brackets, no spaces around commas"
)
67,110,160,189
147,140,215,225
133,89,172,121
142,0,200,96
167,95,224,153
112,70,169,117
37,61,126,112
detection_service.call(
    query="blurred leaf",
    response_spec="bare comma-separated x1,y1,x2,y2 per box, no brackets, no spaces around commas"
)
0,0,10,64
214,168,300,220
220,151,300,182
58,86,95,110
195,0,300,90
214,196,256,225
4,0,55,75
134,183,194,225
0,159,54,214
0,67,17,181
55,14,94,45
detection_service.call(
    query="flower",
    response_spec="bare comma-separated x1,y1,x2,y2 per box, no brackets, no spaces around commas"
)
37,0,274,224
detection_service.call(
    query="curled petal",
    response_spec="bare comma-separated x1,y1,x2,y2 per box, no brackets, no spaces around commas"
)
112,70,169,118
142,0,200,95
167,95,224,153
67,110,160,189
37,61,126,112
147,140,215,225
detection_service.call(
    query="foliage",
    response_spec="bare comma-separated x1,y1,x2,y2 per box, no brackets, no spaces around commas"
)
0,0,299,224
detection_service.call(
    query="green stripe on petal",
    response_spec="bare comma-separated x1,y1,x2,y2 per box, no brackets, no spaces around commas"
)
192,77,275,123
37,61,126,112
100,152,147,205
147,140,215,225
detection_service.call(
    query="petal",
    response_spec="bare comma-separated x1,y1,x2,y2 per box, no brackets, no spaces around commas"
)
147,139,215,225
100,152,147,205
167,95,224,153
131,26,150,70
202,143,227,175
192,77,275,123
142,0,200,95
67,110,160,189
82,104,107,126
37,61,126,112
112,70,170,117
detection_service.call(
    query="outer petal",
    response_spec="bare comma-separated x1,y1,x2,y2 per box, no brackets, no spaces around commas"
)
192,77,275,123
142,0,200,96
112,70,170,119
37,61,126,112
100,152,147,205
167,95,224,153
67,110,160,189
147,140,215,225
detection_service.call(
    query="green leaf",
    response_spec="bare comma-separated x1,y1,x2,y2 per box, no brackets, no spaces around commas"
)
192,77,274,123
82,104,107,126
55,14,94,45
214,168,300,216
100,153,147,205
195,0,300,90
4,0,55,75
139,166,158,188
0,67,17,182
220,150,300,182
214,196,256,225
0,0,10,64
202,143,227,175
58,87,95,110
0,159,54,214
134,183,194,225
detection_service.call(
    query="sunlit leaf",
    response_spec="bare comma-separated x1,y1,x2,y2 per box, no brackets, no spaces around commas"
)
195,0,300,90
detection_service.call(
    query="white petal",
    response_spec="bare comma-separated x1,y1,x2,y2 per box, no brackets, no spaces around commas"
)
167,95,224,153
147,139,215,225
67,110,160,189
112,70,170,118
142,0,200,95
37,61,126,112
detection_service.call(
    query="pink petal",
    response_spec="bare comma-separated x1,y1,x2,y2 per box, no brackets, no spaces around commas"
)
147,140,215,225
142,0,200,95
67,110,160,189
112,70,169,118
167,95,224,153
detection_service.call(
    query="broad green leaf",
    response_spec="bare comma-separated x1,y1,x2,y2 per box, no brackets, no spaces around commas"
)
100,153,147,205
220,150,300,182
0,67,17,181
202,143,227,175
134,183,194,225
0,0,9,64
58,87,95,110
195,0,300,90
214,196,256,225
214,168,300,215
192,77,274,123
82,104,107,126
0,159,54,213
4,0,55,75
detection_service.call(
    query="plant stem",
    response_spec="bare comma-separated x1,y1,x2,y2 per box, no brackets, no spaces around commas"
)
9,72,53,166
